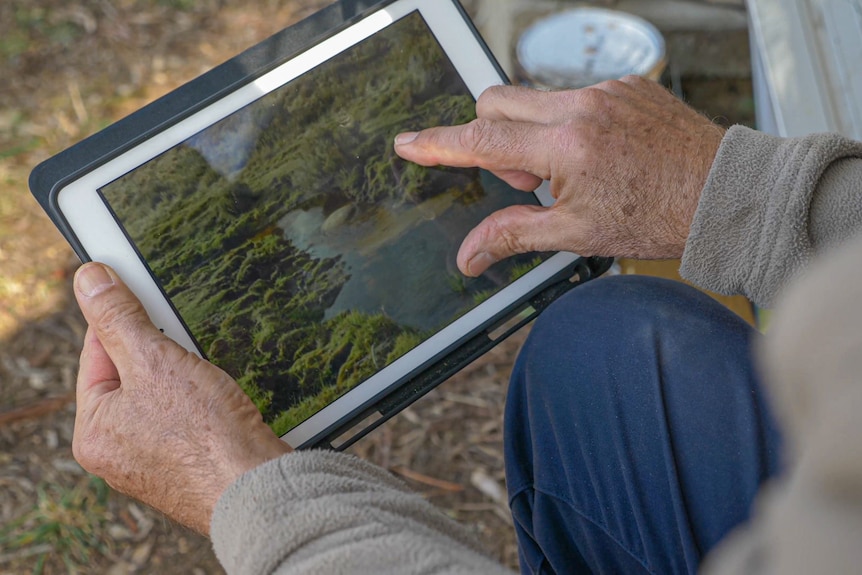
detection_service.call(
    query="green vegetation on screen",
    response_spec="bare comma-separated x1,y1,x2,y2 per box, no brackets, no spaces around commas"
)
102,13,545,436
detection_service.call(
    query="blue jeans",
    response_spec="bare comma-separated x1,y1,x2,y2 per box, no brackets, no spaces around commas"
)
505,275,783,574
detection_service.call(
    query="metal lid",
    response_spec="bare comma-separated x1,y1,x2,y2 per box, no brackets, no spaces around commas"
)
516,8,666,89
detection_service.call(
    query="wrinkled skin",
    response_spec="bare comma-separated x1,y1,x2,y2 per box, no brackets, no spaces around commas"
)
70,77,725,534
72,263,290,535
395,75,725,276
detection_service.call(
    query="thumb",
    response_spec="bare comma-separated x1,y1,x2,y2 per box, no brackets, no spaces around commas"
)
457,204,562,276
77,326,121,408
74,263,166,371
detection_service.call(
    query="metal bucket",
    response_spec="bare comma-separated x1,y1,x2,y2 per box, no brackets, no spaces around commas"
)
516,7,667,89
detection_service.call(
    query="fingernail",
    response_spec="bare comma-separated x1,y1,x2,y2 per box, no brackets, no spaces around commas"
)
467,252,498,276
76,264,115,297
394,132,418,146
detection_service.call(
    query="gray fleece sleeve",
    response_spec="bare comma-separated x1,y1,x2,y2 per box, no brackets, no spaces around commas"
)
210,450,513,575
679,125,862,307
701,232,862,574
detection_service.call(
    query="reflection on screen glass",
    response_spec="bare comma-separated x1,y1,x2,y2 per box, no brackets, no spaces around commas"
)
100,11,547,435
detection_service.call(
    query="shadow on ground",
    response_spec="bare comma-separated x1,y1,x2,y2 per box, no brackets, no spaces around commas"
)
1,0,755,572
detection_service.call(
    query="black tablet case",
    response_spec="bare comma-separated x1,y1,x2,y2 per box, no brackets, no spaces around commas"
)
29,0,612,450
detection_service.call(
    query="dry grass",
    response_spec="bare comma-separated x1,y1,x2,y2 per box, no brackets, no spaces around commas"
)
0,1,521,572
0,476,111,573
0,1,756,572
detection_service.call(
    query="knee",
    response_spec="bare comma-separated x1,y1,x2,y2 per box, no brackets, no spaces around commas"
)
521,274,749,358
509,275,753,411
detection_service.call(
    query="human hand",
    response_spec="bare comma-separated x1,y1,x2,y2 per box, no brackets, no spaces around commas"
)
71,262,290,535
394,75,725,276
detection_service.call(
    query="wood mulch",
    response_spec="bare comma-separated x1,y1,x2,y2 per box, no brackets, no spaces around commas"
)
1,1,520,571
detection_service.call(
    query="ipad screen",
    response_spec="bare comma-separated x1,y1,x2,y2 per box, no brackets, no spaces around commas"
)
98,11,547,435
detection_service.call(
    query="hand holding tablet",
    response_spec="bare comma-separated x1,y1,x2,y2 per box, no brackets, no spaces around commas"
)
72,262,290,535
31,0,610,449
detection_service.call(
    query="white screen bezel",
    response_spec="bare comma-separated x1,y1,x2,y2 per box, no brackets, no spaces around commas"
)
56,0,580,447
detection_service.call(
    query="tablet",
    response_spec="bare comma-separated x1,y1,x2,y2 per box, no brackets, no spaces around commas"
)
30,0,609,449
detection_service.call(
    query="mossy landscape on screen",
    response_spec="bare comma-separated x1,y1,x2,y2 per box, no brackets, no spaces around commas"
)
102,13,543,435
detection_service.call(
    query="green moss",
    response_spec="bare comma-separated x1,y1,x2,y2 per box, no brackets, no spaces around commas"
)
472,289,495,306
269,384,346,437
288,310,408,389
385,331,424,364
446,273,468,295
99,13,492,436
236,371,274,415
509,256,545,282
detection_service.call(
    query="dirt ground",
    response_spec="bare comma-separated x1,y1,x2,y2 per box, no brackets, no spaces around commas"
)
0,1,753,573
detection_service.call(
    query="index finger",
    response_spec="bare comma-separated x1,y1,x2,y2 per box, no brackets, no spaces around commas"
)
394,119,553,180
476,85,563,123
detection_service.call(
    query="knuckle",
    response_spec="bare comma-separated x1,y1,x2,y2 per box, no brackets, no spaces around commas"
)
619,74,644,85
572,86,610,110
621,74,663,96
97,300,155,349
98,297,147,337
460,118,497,155
476,85,506,115
600,78,624,90
485,211,526,255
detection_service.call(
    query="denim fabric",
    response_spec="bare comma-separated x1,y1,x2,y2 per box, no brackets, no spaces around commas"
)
505,275,783,574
